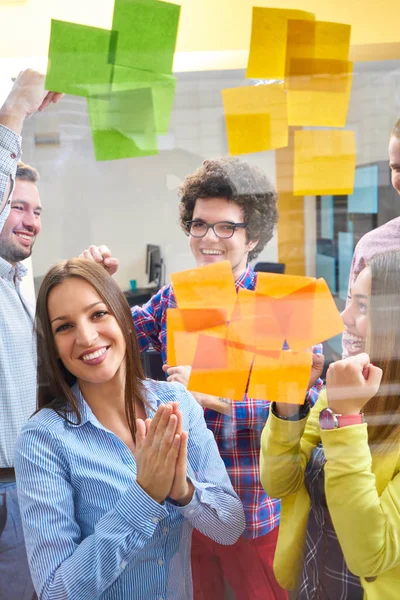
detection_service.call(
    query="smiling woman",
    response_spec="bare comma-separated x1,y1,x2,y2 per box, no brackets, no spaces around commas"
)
14,258,245,600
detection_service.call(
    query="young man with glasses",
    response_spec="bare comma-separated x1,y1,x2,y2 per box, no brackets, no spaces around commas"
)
83,157,323,600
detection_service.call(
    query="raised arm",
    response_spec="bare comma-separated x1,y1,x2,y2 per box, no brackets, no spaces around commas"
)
0,69,62,219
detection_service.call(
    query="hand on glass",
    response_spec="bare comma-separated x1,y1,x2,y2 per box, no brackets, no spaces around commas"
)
79,245,120,276
163,364,192,387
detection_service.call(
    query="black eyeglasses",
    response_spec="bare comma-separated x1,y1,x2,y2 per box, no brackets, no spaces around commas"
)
186,220,248,239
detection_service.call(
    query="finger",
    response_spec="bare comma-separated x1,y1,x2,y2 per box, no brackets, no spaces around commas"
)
162,364,169,372
51,92,64,104
147,404,172,445
89,245,104,264
159,414,179,455
103,258,119,274
98,245,112,259
135,419,146,450
80,249,95,261
145,418,151,435
175,409,183,436
177,431,188,470
166,375,183,383
37,91,54,112
347,353,370,369
312,353,325,367
165,434,181,470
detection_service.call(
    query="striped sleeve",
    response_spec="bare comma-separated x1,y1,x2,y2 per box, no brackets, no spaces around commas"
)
15,423,169,600
0,124,21,230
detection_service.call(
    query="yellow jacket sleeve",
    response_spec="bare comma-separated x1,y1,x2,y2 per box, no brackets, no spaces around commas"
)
260,394,326,499
322,422,400,578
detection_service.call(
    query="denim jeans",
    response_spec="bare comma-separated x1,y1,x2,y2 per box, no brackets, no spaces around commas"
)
0,482,36,600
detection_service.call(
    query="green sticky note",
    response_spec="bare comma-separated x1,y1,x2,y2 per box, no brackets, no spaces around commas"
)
87,87,159,161
112,0,181,74
46,20,115,97
112,65,176,134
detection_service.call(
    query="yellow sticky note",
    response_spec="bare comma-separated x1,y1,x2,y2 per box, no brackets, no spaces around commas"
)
248,350,312,404
293,130,356,196
170,261,237,320
288,84,352,127
222,84,288,155
313,21,351,61
246,7,315,79
287,59,353,93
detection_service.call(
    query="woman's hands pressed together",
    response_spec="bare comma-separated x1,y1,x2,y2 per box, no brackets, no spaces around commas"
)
135,403,194,505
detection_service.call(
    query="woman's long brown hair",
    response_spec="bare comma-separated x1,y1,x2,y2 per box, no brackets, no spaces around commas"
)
364,250,400,452
35,259,147,441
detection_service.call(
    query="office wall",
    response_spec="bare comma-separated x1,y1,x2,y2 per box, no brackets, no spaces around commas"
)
22,61,400,291
23,70,278,291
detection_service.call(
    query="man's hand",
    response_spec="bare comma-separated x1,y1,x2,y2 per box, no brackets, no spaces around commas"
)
308,352,324,390
326,353,382,415
0,69,63,135
163,364,192,387
79,245,120,276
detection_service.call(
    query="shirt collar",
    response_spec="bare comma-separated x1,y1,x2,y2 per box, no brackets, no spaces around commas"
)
0,255,27,283
235,265,256,290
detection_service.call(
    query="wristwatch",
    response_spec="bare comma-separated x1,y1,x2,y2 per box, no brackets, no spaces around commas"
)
319,407,365,430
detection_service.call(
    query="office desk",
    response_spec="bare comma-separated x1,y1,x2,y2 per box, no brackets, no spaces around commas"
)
123,288,154,307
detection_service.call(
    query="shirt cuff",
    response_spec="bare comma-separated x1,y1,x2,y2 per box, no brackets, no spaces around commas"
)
167,478,214,519
116,480,169,535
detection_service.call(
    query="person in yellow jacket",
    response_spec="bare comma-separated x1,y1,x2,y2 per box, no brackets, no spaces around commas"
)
260,249,400,600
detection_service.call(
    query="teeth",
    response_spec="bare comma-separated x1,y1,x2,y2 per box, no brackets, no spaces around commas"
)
82,347,107,361
202,249,223,255
16,234,31,241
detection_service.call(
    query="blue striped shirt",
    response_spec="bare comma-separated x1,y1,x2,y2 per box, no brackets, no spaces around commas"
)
0,124,37,468
15,379,245,600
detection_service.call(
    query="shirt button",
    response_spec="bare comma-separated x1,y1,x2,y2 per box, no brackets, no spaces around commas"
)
151,517,159,524
157,558,164,566
120,561,127,570
162,527,169,534
10,152,17,159
188,509,194,515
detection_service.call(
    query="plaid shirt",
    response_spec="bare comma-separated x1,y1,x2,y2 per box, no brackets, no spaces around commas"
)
132,266,323,538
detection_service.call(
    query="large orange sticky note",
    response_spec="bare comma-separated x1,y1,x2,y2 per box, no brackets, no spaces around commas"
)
246,7,315,79
227,288,257,349
171,261,237,320
248,350,312,404
293,130,356,196
287,59,353,93
273,281,316,352
167,308,227,366
188,335,254,401
222,84,288,155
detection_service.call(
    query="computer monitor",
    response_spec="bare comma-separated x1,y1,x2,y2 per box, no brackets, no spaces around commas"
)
146,244,162,287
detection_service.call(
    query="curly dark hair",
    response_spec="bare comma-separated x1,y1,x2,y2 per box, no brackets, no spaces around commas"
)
178,157,278,262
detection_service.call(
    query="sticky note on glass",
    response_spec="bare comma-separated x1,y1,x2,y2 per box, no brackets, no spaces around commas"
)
112,65,176,134
87,87,158,161
248,350,312,404
246,7,315,79
188,335,254,401
46,20,114,96
170,261,237,320
293,130,356,196
222,84,288,155
112,0,181,74
287,59,353,93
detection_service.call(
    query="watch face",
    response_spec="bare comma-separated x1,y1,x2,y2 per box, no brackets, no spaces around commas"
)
319,408,336,430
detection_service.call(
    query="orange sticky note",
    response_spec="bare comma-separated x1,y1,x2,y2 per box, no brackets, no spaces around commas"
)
287,59,353,93
188,334,254,401
167,308,227,366
227,288,257,349
273,282,316,352
293,130,356,196
310,278,345,345
255,272,315,299
180,308,227,332
246,7,315,79
171,261,237,320
248,350,312,404
222,84,288,155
